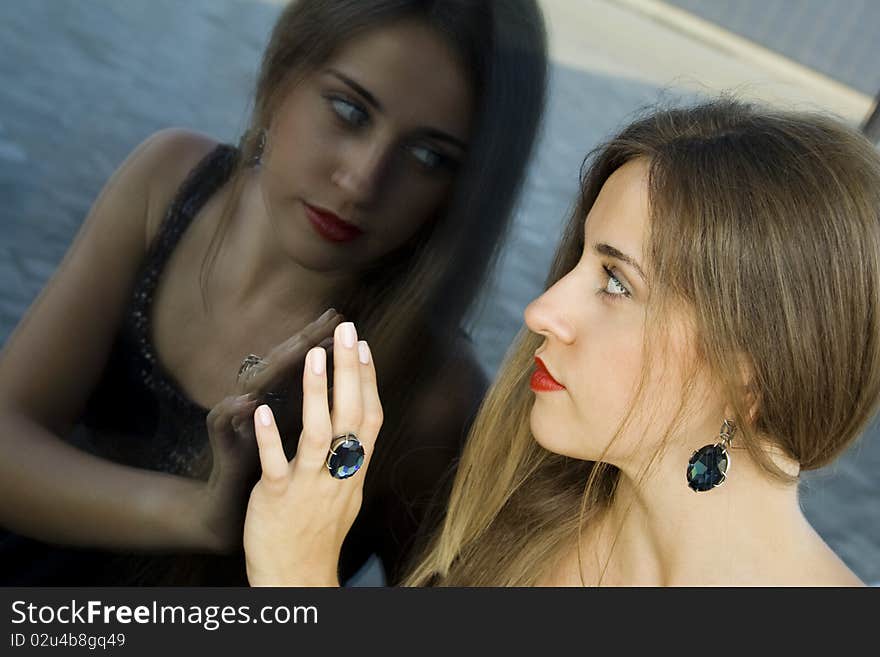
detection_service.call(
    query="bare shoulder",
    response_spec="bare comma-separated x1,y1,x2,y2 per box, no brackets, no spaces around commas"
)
137,128,221,245
796,542,866,587
795,520,866,586
777,558,866,587
91,127,220,247
758,526,866,587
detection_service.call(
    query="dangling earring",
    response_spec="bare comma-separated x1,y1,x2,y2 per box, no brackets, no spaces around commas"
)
243,128,267,167
686,419,735,492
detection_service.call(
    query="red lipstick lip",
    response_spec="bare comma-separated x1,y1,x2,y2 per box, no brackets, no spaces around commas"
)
531,357,566,392
303,202,363,243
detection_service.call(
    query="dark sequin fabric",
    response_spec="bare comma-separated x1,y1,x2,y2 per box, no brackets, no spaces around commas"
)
76,143,239,477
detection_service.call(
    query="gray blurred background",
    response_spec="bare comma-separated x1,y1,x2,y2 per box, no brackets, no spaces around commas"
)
1,0,877,585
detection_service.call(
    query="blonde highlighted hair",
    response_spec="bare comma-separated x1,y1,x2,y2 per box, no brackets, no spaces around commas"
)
404,98,880,586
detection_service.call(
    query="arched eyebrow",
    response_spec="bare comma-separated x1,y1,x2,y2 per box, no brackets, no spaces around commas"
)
325,68,468,151
594,242,647,282
327,69,382,111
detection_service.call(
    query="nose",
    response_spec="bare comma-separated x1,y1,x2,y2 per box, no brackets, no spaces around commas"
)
331,139,392,206
523,275,577,345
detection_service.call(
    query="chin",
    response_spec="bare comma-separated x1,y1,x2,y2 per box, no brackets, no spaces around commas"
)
529,403,610,461
283,225,366,272
529,403,572,456
294,249,356,273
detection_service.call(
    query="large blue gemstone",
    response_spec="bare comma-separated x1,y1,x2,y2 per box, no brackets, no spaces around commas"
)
686,443,729,492
327,436,365,479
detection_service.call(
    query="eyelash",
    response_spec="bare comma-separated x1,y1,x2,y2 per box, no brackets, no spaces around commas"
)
327,95,369,128
407,144,457,173
325,94,458,173
598,265,631,301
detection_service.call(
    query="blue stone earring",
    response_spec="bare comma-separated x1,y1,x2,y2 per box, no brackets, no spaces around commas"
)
686,420,735,492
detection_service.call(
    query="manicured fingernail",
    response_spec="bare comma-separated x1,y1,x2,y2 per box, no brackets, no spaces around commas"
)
257,405,273,427
310,347,326,375
340,322,356,349
358,341,370,364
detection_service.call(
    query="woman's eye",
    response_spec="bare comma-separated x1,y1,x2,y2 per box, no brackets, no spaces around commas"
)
329,97,368,128
407,144,456,172
602,266,631,299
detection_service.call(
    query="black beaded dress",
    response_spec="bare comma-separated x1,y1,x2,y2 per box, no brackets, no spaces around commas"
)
0,143,450,585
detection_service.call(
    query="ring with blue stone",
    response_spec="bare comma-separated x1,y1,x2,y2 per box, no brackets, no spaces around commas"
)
326,433,365,479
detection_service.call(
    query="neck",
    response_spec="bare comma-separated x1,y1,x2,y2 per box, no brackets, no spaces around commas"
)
577,435,812,586
214,168,354,313
205,169,351,312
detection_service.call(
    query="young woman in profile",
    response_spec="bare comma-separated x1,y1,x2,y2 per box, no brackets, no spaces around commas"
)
243,98,879,586
0,0,548,585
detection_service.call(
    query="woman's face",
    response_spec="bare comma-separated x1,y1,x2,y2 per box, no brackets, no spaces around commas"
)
524,159,708,465
259,19,474,272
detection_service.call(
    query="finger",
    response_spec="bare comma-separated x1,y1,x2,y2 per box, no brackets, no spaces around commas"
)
246,314,343,393
243,355,292,394
231,397,260,444
356,341,383,470
208,395,253,446
296,346,333,473
282,309,343,355
266,335,333,402
332,322,363,435
253,404,290,485
274,309,340,353
231,396,260,432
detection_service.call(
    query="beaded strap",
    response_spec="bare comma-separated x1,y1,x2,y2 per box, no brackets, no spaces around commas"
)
125,143,240,415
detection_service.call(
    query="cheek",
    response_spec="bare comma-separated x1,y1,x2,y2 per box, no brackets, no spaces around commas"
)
613,330,698,460
268,101,333,176
642,333,701,430
530,337,646,460
575,340,643,439
375,178,449,240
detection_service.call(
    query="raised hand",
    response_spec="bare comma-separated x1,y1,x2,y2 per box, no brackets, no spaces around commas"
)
243,322,383,586
236,308,343,439
195,309,344,554
234,308,344,399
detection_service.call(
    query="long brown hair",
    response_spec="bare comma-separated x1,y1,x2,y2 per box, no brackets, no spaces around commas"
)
404,97,880,586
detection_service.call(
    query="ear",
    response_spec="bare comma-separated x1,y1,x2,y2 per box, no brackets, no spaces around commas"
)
727,353,760,427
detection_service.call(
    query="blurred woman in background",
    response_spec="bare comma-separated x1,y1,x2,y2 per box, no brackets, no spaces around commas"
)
0,0,548,585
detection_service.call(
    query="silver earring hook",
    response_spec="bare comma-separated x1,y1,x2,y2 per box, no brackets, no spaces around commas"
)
242,128,267,167
719,419,736,448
